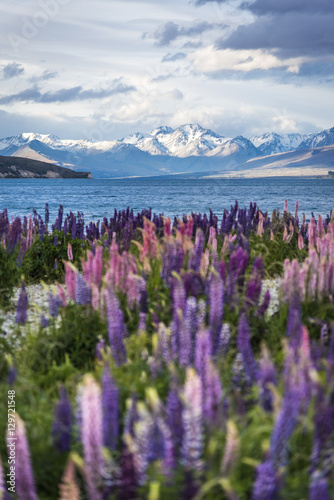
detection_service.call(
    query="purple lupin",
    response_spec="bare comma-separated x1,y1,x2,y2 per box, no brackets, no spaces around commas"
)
309,471,330,500
0,456,10,500
52,386,72,453
9,415,38,500
102,364,119,450
81,375,104,500
209,271,224,354
105,287,127,366
16,280,28,325
237,314,258,384
258,345,277,412
167,385,183,463
252,459,280,500
181,368,203,471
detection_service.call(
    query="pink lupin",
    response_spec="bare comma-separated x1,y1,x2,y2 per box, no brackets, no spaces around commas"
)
318,214,324,238
57,284,67,307
298,233,304,250
92,246,103,287
81,375,104,500
282,225,288,242
308,218,317,250
67,242,73,261
294,200,299,220
284,199,288,213
27,215,33,248
64,262,76,300
185,216,194,238
164,217,172,237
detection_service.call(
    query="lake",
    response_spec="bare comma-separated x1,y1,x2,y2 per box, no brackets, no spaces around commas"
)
1,177,334,222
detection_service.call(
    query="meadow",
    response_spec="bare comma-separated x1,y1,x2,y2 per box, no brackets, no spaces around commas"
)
0,200,333,500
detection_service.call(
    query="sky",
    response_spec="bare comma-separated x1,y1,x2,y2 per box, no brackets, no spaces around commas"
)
0,0,334,140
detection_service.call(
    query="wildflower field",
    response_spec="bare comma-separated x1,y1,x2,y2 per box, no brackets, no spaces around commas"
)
0,200,334,500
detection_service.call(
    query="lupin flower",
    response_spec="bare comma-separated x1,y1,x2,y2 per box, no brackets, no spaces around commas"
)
203,358,222,424
16,280,28,325
40,314,49,328
75,272,91,305
48,291,59,317
167,385,183,462
8,415,38,500
181,368,203,471
67,242,73,261
219,323,231,356
257,290,271,317
81,375,104,500
118,444,138,500
52,386,72,453
105,287,127,366
237,314,258,384
188,229,204,272
258,345,276,412
195,329,212,381
298,232,304,250
221,420,240,475
209,271,224,354
309,471,330,500
252,459,279,500
58,459,80,500
64,262,76,300
102,365,119,450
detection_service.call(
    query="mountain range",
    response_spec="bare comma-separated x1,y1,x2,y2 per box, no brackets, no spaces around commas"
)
0,124,334,178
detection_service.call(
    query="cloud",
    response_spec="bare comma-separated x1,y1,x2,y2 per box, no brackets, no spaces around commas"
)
152,21,224,46
2,62,24,80
0,82,136,105
30,70,58,83
162,52,187,63
194,0,333,12
217,13,334,57
190,46,305,74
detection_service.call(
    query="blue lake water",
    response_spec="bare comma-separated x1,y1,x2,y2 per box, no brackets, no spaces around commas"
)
1,177,334,222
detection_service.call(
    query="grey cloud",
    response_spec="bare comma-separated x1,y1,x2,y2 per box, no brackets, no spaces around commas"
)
29,70,58,83
162,52,187,62
0,82,136,105
2,62,24,80
217,13,334,56
194,0,333,12
153,21,223,46
183,41,203,49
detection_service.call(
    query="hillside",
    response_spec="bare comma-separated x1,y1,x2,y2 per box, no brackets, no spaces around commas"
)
0,155,92,179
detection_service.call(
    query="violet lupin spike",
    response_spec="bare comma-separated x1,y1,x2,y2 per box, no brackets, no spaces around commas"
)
257,290,271,317
203,358,222,424
81,375,104,500
105,287,127,366
9,415,38,500
209,271,224,354
252,459,280,500
258,345,277,412
16,280,28,325
237,313,258,384
52,386,72,453
309,471,330,500
181,368,203,472
195,329,212,382
167,385,183,462
102,364,119,450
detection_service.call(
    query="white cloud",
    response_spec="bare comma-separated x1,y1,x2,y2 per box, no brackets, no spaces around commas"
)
189,46,307,73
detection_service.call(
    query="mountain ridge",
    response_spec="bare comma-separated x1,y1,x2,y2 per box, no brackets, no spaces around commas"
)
1,124,334,178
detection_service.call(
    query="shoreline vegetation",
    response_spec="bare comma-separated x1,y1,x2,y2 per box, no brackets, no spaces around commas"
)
0,201,334,499
0,155,92,179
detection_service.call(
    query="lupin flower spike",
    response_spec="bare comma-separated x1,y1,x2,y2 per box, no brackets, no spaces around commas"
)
16,280,28,325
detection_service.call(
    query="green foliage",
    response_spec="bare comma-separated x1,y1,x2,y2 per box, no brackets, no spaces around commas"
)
21,231,89,284
21,304,108,384
249,231,307,278
0,246,20,307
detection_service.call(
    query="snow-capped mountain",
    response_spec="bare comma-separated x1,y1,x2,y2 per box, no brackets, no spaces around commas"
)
1,124,333,178
250,132,309,156
298,127,334,149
